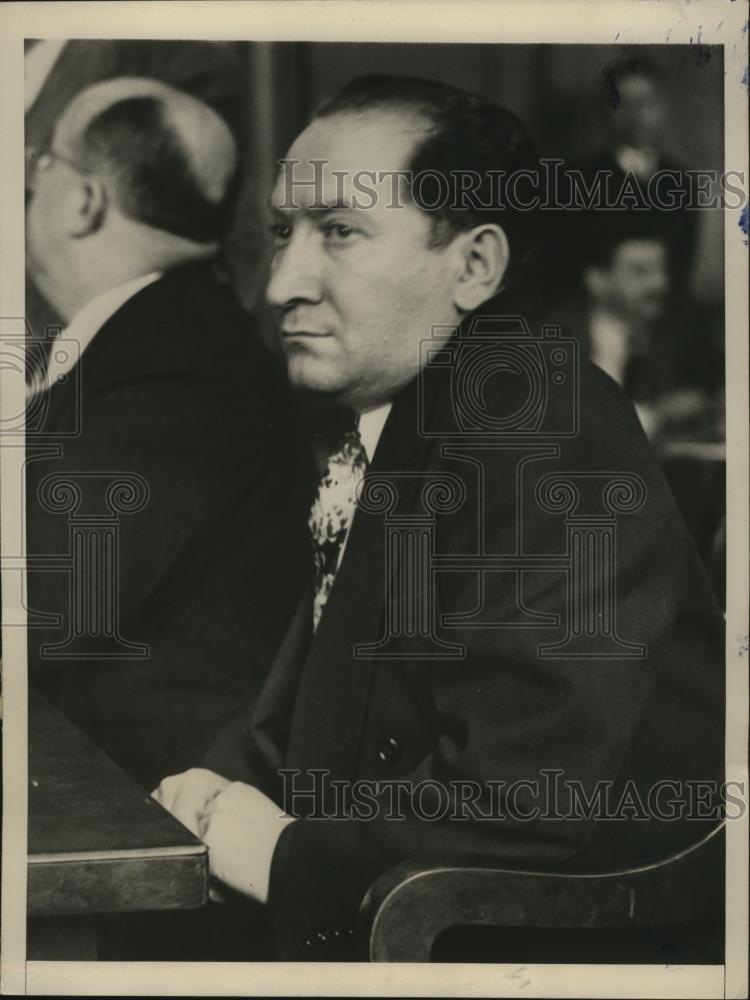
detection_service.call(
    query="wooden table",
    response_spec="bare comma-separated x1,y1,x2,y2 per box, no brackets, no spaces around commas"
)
27,690,208,959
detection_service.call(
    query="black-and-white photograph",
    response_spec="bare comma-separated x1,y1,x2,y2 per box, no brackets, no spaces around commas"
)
1,2,747,997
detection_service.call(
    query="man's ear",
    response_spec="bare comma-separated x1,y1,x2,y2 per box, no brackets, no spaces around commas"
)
451,224,510,312
65,176,107,238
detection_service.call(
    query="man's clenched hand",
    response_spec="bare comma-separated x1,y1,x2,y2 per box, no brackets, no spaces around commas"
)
152,771,296,904
152,767,230,837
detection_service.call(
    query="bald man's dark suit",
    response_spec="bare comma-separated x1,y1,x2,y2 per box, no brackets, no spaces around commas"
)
27,261,316,788
204,282,725,960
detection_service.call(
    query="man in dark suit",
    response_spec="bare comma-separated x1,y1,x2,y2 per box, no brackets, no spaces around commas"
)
155,75,725,961
26,78,315,789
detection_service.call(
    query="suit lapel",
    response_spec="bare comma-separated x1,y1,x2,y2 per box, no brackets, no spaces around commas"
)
284,366,445,781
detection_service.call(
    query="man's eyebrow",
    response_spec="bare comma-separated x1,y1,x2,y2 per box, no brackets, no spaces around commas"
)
309,200,356,213
267,198,360,214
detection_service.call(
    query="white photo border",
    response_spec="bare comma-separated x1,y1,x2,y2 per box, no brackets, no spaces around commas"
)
1,2,747,997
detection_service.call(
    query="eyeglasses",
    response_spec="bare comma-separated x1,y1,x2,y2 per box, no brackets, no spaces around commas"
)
25,144,87,187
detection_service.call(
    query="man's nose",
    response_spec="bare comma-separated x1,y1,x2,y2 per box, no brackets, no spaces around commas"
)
266,229,323,309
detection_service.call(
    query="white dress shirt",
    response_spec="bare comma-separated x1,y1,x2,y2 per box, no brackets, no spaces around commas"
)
29,273,162,399
588,308,632,389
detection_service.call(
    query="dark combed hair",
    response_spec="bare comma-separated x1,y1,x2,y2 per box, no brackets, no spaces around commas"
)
315,74,542,284
602,54,667,110
580,207,670,269
606,54,667,90
79,96,239,243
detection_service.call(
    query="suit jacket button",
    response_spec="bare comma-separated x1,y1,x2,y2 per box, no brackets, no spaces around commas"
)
375,736,402,764
305,930,329,950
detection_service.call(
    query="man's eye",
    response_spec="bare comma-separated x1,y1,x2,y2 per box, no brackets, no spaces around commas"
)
270,221,292,242
322,221,359,243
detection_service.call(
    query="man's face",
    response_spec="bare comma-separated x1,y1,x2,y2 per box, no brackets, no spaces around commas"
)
601,238,669,323
610,75,665,149
266,111,462,411
25,128,80,290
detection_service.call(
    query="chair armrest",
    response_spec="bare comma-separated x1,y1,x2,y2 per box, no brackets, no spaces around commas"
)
358,824,724,962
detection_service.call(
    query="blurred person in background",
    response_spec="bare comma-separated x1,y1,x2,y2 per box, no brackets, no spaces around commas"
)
544,55,700,306
578,219,670,439
557,211,712,441
581,55,698,289
555,209,725,593
25,77,315,789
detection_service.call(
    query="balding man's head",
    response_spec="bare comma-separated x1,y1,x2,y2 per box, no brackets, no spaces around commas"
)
26,77,240,320
57,77,238,243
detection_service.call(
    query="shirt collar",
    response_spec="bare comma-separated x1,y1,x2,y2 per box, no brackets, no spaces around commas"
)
357,403,392,464
614,144,659,180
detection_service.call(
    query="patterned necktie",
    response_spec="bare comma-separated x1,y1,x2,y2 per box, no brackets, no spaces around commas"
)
308,425,368,630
